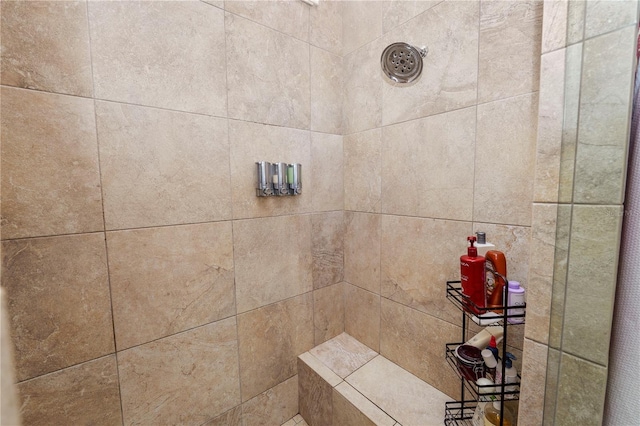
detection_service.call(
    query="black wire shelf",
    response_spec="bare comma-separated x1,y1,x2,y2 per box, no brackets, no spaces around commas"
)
446,280,526,324
444,400,476,426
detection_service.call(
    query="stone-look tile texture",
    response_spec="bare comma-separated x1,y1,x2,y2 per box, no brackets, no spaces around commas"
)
333,382,396,426
314,283,345,346
233,215,312,313
0,88,103,240
311,133,344,212
342,0,383,55
548,204,572,349
344,212,381,294
204,406,243,426
238,294,314,401
107,222,235,350
1,234,114,382
225,0,309,41
118,318,241,425
242,376,299,426
573,26,636,204
343,42,382,135
97,102,231,230
17,356,122,426
344,129,382,213
312,212,344,290
381,216,470,325
518,339,548,426
309,333,377,379
298,355,335,426
474,93,539,226
226,13,310,129
379,299,460,399
478,0,542,103
584,0,638,38
89,1,227,116
310,0,343,55
382,0,479,126
541,0,568,53
311,47,343,134
0,1,93,97
382,0,440,33
382,107,476,220
0,288,20,426
344,284,380,352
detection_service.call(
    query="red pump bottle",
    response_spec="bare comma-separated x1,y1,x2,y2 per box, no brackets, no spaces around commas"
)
460,236,486,315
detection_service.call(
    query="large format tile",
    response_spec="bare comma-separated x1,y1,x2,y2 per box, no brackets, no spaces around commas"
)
343,43,383,134
226,13,310,129
382,107,476,220
119,318,240,425
0,88,103,239
311,132,344,212
204,407,242,426
311,47,343,134
314,283,345,346
89,1,226,115
228,120,311,219
379,299,460,399
478,0,542,103
344,129,382,213
312,212,344,290
517,339,548,426
298,354,335,426
333,381,396,426
237,294,314,401
345,355,452,426
17,356,121,426
541,0,568,53
309,333,377,379
381,215,470,325
573,26,636,204
242,376,299,426
342,1,383,54
108,222,235,350
382,0,440,33
310,0,343,55
382,0,479,125
584,0,638,39
344,212,381,294
474,93,538,226
234,215,312,313
1,1,92,96
344,284,380,352
1,234,114,381
96,102,231,230
225,0,309,41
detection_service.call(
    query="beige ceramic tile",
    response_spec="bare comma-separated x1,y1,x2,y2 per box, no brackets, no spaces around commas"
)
555,352,608,425
107,222,235,350
1,1,92,96
573,26,636,204
311,132,344,212
119,318,240,425
333,381,396,426
311,47,343,134
549,204,572,349
342,0,383,54
89,1,226,116
381,0,441,33
543,348,561,425
344,212,381,294
563,205,622,365
344,129,382,213
0,288,19,426
379,299,460,399
237,294,314,401
381,0,479,125
474,93,539,226
242,376,299,426
1,234,114,382
309,332,378,379
345,355,452,426
381,215,470,324
228,120,311,219
96,102,230,230
517,339,548,426
343,43,383,134
534,49,566,203
202,0,225,9
524,204,558,344
233,215,312,313
0,88,103,239
381,107,476,220
312,212,344,290
567,0,587,43
584,0,638,38
225,0,309,41
478,0,542,103
310,0,343,55
299,352,342,388
17,356,121,426
298,355,335,426
344,284,380,352
314,283,345,346
542,0,568,53
203,406,242,426
226,12,310,129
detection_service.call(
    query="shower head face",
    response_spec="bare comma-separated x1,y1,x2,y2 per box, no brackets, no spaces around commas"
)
381,42,425,84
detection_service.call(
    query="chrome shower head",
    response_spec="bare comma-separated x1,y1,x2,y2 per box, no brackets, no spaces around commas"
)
381,42,427,84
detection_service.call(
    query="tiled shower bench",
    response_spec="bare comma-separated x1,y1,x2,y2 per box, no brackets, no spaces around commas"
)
298,333,452,426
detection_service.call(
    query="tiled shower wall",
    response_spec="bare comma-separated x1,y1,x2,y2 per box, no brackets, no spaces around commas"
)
1,1,345,424
340,0,541,400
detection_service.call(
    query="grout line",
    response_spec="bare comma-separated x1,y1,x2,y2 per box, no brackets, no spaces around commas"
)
471,0,481,226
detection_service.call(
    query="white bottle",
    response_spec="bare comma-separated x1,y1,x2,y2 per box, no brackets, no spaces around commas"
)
503,353,518,399
475,231,495,257
472,378,495,426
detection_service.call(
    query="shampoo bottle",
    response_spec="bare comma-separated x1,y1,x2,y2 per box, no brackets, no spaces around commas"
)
485,250,507,312
503,353,518,399
483,400,515,426
507,281,526,324
461,236,486,315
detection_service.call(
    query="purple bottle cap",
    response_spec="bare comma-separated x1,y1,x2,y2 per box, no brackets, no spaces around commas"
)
508,281,520,289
